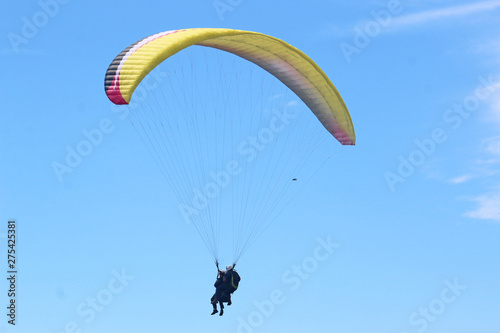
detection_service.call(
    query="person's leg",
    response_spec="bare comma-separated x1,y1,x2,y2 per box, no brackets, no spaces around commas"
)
219,300,224,316
211,297,218,315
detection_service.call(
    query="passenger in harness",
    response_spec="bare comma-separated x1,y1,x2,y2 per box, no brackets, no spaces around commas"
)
210,264,241,316
211,269,227,316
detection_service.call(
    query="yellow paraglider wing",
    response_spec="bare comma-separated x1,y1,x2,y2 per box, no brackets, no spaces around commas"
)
104,28,355,145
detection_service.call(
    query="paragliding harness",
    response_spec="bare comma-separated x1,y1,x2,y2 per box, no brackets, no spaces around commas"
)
216,261,241,293
227,270,241,292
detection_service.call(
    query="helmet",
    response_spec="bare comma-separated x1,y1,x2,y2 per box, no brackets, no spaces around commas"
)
226,265,233,271
219,270,226,274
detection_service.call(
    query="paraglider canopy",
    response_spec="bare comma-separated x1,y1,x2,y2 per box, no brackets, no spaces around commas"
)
105,28,355,146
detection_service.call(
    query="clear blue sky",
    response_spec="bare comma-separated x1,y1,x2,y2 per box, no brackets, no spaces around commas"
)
1,1,500,332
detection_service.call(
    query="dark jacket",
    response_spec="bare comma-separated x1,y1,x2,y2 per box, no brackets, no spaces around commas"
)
211,276,231,303
214,276,224,289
